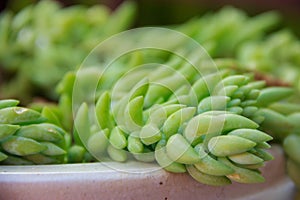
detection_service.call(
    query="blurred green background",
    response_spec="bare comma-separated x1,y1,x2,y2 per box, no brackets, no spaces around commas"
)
1,0,300,36
0,0,299,104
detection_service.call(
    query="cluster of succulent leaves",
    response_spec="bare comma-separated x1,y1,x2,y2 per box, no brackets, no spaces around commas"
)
65,47,295,186
176,6,280,58
175,6,300,188
0,0,136,103
0,99,69,164
0,1,299,189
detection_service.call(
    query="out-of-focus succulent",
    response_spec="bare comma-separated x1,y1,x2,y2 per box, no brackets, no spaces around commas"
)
0,0,136,103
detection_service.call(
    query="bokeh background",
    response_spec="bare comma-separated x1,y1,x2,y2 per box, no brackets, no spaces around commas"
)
0,0,299,104
1,0,300,36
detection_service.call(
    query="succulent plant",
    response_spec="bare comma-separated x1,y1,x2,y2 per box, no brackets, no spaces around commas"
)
0,99,69,164
0,2,299,193
68,51,294,186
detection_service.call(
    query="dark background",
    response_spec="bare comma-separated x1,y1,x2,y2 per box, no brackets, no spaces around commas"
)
1,0,300,35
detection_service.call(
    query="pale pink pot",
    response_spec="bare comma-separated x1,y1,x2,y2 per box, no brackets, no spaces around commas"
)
0,145,296,200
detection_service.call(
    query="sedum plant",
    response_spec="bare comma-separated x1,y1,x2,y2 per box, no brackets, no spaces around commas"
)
71,53,292,186
174,7,300,189
0,2,299,191
0,99,69,164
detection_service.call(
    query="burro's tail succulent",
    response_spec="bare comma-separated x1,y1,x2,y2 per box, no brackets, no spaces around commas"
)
73,56,292,186
0,99,68,164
